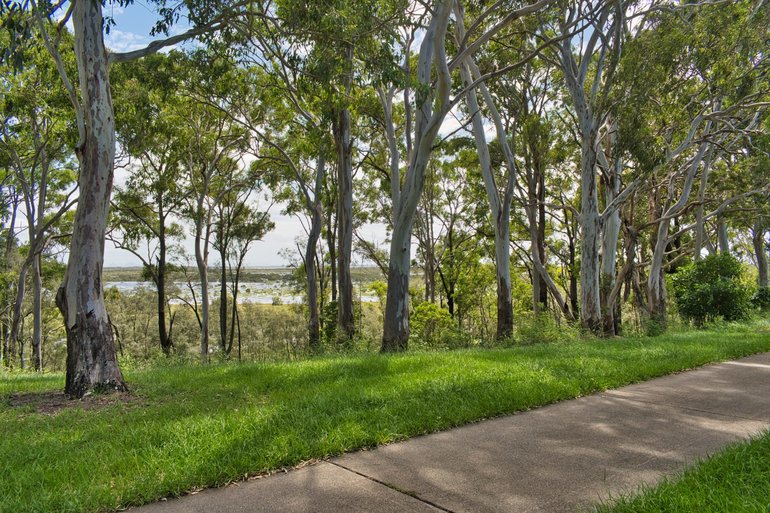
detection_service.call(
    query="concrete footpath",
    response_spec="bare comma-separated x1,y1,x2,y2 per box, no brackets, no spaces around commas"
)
132,352,770,513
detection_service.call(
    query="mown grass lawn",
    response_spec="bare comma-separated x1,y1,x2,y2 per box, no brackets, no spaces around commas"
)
598,429,770,513
2,323,770,513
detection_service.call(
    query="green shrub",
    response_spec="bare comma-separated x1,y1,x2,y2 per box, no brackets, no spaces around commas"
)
671,254,751,327
751,287,770,310
410,302,455,348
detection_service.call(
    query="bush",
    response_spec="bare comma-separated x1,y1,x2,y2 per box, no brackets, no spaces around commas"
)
671,254,751,327
751,287,770,310
410,302,456,348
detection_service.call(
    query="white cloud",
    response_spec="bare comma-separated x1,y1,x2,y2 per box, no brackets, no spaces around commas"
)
105,29,151,54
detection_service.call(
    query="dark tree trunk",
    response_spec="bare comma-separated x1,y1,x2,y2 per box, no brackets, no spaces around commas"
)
334,103,354,344
57,0,125,397
306,203,323,351
382,223,411,352
754,221,768,288
156,214,173,355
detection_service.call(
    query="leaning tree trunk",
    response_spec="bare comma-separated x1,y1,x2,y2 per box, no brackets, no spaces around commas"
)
754,221,768,288
56,0,125,397
455,24,514,339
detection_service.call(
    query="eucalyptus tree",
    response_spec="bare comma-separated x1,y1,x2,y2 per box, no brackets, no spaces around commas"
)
379,0,453,351
549,0,635,334
618,1,770,327
274,0,405,344
2,0,249,396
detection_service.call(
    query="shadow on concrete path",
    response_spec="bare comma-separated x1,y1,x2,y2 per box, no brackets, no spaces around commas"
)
132,353,770,513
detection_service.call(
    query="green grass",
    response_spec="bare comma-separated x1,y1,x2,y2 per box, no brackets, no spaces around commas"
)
2,323,770,513
597,429,770,513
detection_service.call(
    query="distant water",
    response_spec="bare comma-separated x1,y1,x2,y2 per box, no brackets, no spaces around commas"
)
104,281,378,304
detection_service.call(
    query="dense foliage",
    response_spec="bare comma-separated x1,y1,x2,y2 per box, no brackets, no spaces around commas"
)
671,255,752,326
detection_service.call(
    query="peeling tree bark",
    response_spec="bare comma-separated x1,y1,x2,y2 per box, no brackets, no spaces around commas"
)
55,0,126,397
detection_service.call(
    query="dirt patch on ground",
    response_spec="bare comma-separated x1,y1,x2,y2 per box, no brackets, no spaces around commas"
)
5,391,136,415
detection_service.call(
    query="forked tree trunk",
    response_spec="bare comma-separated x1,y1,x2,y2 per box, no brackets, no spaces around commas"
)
56,0,125,397
381,0,452,352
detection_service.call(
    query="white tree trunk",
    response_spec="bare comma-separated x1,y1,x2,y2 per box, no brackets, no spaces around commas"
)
381,0,452,351
56,0,125,397
600,158,621,335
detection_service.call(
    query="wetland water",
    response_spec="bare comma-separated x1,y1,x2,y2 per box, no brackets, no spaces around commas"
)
104,267,381,305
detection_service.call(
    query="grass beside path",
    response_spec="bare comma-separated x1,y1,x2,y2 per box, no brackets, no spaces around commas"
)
598,429,770,513
2,323,770,513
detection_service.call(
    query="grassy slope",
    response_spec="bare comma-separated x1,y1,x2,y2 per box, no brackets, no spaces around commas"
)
598,429,770,513
2,325,770,513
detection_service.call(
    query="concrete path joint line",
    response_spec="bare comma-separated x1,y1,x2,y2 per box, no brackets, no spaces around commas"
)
327,460,458,513
602,393,761,422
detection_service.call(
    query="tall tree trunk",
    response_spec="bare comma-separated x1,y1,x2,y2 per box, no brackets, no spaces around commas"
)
219,246,228,354
600,160,621,336
306,203,323,350
326,206,337,302
32,253,43,371
56,0,125,397
195,242,210,363
381,0,452,352
156,217,172,355
334,100,354,343
536,170,548,310
494,213,514,339
753,221,768,288
578,132,602,334
9,263,28,368
455,18,514,339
